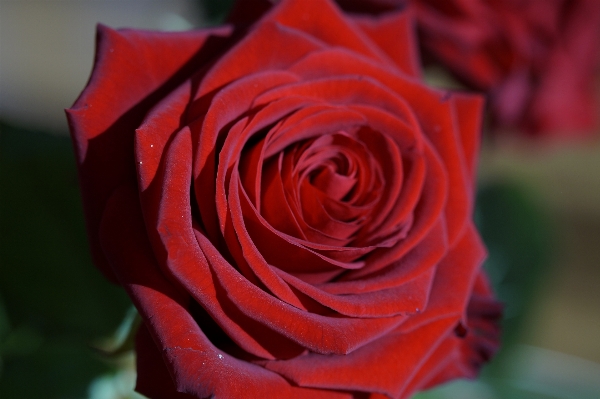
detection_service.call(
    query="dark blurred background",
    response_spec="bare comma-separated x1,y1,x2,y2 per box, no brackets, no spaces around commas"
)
1,1,599,398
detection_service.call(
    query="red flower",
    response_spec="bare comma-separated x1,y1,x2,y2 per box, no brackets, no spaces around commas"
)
67,0,500,397
412,0,600,138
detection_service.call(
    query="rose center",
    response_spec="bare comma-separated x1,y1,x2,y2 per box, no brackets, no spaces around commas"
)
309,160,357,201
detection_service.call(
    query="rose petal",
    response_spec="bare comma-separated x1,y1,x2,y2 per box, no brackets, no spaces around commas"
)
447,93,484,187
409,93,472,246
66,24,233,282
263,316,458,398
396,223,486,334
269,0,396,67
99,185,351,398
135,324,197,399
195,19,324,99
352,9,422,78
195,228,408,354
319,217,447,296
344,140,446,279
192,70,299,245
139,127,305,359
275,265,433,317
286,47,475,246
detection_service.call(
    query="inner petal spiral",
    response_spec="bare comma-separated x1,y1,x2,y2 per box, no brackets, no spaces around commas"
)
260,130,384,246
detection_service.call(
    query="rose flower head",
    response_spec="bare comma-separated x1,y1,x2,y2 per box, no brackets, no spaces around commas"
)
410,0,600,138
66,0,501,398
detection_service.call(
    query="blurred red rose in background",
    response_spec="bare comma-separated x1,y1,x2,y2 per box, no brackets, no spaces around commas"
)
67,0,500,397
412,0,600,138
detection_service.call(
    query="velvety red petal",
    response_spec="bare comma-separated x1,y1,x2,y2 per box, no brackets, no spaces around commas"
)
195,227,408,355
194,20,323,99
258,145,381,264
447,93,484,188
410,93,472,246
346,107,423,242
319,218,447,296
275,265,432,317
264,105,367,158
263,316,457,398
241,177,366,275
418,272,502,391
216,95,315,236
352,10,422,78
397,223,486,334
191,70,299,244
66,24,233,282
394,328,463,398
139,127,304,359
99,185,352,399
226,164,311,309
268,0,395,67
142,125,408,355
258,148,307,239
344,140,446,279
284,41,476,241
135,324,197,399
254,76,417,121
135,80,193,192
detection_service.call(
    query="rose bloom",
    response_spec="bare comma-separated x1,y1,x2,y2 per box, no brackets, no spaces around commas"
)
407,0,600,138
67,0,501,398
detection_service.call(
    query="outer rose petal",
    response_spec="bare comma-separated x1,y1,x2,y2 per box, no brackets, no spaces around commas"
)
393,271,502,398
66,24,234,282
135,325,197,399
226,0,416,84
419,271,503,389
351,10,421,78
100,185,353,399
261,224,487,398
263,316,458,398
448,93,484,187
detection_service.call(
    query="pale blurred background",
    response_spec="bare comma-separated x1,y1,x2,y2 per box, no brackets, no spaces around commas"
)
1,1,599,398
0,0,203,133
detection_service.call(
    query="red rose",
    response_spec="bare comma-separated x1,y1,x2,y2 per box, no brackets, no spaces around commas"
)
411,0,600,138
67,0,500,398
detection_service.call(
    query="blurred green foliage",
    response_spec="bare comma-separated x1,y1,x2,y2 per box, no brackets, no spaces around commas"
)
476,180,553,371
0,121,130,398
198,0,235,24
